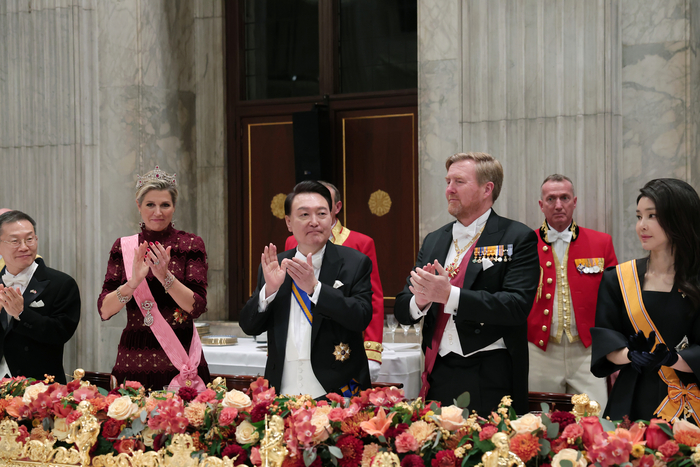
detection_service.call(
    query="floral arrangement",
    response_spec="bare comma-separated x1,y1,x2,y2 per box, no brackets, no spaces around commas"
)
3,374,700,467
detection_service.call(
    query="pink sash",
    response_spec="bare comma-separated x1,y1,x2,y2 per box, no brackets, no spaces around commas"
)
121,235,206,392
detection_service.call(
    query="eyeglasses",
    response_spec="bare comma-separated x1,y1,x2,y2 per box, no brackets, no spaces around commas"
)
1,236,37,248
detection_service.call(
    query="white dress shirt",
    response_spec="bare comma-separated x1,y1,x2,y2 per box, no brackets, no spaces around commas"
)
409,209,506,357
0,261,39,378
257,246,326,397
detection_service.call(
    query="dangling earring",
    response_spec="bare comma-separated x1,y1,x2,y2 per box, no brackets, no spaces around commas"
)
139,221,145,228
170,221,176,228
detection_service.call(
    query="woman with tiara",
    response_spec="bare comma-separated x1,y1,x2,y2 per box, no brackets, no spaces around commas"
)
98,166,210,391
591,179,700,422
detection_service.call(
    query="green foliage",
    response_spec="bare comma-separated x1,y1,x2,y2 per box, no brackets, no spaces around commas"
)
454,392,471,409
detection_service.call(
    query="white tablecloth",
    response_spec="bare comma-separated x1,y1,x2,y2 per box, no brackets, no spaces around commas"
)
203,338,423,399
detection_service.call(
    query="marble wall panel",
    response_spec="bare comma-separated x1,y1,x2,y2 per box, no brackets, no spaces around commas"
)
97,0,139,88
418,0,459,61
621,0,687,44
139,0,195,92
418,59,461,237
691,0,700,188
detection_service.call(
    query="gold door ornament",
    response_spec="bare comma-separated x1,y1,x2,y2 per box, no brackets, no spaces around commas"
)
368,190,391,217
270,193,287,219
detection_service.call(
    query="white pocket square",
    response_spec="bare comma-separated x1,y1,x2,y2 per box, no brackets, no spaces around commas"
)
482,258,494,271
29,300,44,308
333,280,344,289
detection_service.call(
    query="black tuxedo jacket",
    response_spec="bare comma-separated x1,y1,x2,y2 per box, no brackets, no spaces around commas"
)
240,241,373,394
0,258,81,384
395,211,539,413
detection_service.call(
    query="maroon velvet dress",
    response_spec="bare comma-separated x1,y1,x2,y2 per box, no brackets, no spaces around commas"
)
98,225,210,390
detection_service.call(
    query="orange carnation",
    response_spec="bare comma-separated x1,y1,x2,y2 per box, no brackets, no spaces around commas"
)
674,430,700,447
510,433,540,462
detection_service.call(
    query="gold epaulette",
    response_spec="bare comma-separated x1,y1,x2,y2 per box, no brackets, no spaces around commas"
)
364,341,384,363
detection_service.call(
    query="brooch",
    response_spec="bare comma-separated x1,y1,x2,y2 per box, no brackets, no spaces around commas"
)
30,289,37,294
334,343,351,362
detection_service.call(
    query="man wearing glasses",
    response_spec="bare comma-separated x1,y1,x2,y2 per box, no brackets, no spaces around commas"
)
0,210,80,384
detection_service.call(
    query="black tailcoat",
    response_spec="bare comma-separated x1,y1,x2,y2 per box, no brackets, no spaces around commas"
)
0,258,81,384
240,241,373,394
395,211,539,413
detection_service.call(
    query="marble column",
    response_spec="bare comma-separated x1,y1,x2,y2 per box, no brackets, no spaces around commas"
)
0,0,100,376
618,0,697,260
1,0,226,375
419,0,621,242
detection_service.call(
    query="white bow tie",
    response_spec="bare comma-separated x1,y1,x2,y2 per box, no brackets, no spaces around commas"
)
547,229,572,243
2,272,30,290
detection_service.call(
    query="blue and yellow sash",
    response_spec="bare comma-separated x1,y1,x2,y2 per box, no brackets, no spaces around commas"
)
292,281,313,325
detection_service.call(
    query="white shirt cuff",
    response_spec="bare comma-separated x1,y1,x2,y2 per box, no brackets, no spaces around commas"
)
409,295,431,320
443,285,460,315
309,281,322,304
258,287,277,312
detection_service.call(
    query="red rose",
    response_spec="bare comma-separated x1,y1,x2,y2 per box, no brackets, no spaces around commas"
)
431,450,457,467
580,416,604,449
101,418,124,439
646,419,671,450
221,444,248,465
401,454,425,467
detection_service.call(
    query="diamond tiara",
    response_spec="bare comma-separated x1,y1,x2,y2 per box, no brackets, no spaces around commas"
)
136,165,177,189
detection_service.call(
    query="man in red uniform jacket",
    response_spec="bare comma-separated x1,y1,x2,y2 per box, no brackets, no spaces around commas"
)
285,182,384,381
528,174,618,405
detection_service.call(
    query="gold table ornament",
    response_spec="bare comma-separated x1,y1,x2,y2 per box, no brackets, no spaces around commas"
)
201,335,238,346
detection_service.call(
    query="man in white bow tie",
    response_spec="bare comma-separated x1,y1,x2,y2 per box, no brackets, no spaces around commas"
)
527,174,618,405
0,210,80,384
240,181,373,398
395,152,540,415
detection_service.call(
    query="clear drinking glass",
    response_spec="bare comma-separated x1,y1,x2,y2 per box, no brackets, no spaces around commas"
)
413,321,422,336
386,315,399,343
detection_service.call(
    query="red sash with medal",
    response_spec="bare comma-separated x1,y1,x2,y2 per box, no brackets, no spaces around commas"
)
121,235,206,392
617,260,700,423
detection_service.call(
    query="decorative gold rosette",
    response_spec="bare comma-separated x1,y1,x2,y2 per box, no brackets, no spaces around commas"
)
368,190,391,217
270,193,287,219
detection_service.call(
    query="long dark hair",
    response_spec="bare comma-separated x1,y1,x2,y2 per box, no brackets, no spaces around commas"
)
638,179,700,306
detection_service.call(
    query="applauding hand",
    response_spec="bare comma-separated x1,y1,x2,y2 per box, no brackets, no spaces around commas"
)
262,244,286,298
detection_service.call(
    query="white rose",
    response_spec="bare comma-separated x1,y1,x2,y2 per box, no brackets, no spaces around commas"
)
52,418,69,441
434,405,468,431
311,409,331,442
141,427,157,448
552,448,587,467
222,389,252,409
235,420,260,445
22,382,48,404
107,395,139,420
509,413,544,434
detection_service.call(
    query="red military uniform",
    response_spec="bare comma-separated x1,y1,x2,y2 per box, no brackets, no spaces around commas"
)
528,221,618,350
285,220,384,363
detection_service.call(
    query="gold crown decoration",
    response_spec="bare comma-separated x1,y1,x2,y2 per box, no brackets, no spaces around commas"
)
136,165,177,189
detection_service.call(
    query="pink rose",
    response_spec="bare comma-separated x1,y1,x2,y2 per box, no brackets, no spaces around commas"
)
395,432,420,453
250,447,262,466
218,407,238,426
194,389,217,404
646,419,671,450
328,407,347,422
124,380,143,390
580,416,604,449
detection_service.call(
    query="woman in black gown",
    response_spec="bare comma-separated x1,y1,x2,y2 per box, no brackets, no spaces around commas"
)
591,179,700,422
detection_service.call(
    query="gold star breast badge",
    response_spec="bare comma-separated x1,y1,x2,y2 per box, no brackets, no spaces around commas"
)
333,343,351,361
